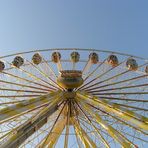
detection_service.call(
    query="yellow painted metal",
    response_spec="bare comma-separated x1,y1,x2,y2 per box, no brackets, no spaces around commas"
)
0,88,47,94
77,91,148,130
75,102,110,148
64,104,70,148
76,98,136,148
11,64,49,86
31,92,62,122
2,71,53,90
85,74,148,92
82,59,106,83
0,93,62,148
79,117,111,148
79,60,123,90
38,118,67,148
90,105,147,135
73,118,97,148
0,91,61,124
57,70,83,89
80,58,147,91
42,57,57,78
0,79,50,92
82,59,91,74
57,76,83,89
64,123,69,148
74,127,82,148
57,60,63,72
19,67,59,90
26,60,60,89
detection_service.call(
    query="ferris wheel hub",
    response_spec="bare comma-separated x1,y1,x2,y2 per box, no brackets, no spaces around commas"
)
57,70,83,89
62,91,76,100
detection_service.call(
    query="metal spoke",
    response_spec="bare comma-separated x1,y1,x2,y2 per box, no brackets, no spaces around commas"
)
39,118,67,147
2,71,54,90
0,79,53,92
88,103,147,135
77,92,148,130
98,96,148,102
39,101,66,147
76,97,136,147
75,101,110,148
83,58,106,82
111,103,148,111
79,60,126,90
0,92,60,124
80,62,148,91
64,103,70,148
88,83,148,93
0,88,48,94
85,74,148,92
0,94,61,148
73,117,97,148
19,65,60,90
82,58,91,74
7,60,59,90
0,95,41,98
42,57,58,78
26,60,62,89
92,92,148,95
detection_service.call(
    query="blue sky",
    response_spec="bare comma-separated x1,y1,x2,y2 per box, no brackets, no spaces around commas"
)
0,0,148,59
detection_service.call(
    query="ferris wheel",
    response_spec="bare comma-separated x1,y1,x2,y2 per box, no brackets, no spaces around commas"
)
0,48,147,148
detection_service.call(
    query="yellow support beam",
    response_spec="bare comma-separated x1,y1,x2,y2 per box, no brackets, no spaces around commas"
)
64,105,70,148
76,96,136,148
75,102,110,148
38,118,67,148
0,91,61,124
26,60,60,89
0,93,62,148
77,91,148,130
73,118,97,148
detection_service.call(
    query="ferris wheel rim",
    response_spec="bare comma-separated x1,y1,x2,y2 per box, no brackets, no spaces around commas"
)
0,48,147,61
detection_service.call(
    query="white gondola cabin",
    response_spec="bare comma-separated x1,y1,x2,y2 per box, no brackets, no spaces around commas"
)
51,52,61,63
0,61,5,72
12,56,24,68
126,58,138,71
145,65,148,73
70,52,80,63
107,55,119,67
32,53,42,65
89,52,99,64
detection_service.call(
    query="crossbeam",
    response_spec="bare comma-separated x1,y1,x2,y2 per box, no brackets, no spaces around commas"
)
73,118,97,148
76,97,136,147
38,118,66,147
0,91,61,124
0,94,61,148
77,92,148,130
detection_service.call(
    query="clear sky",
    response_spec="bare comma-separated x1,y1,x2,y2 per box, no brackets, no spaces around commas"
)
0,0,148,59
